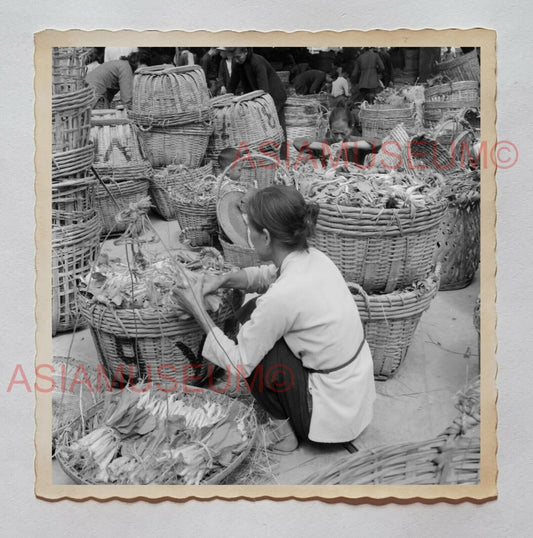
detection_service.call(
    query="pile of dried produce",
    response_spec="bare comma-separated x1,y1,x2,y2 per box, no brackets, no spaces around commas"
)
374,85,426,107
169,173,218,206
290,162,445,211
56,387,256,485
79,247,230,313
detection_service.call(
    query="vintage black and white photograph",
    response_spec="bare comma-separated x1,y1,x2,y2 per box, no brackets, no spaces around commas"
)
37,31,495,499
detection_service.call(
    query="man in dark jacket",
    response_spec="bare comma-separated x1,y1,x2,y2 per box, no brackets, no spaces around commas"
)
293,69,332,95
200,47,220,95
351,47,384,104
228,48,287,137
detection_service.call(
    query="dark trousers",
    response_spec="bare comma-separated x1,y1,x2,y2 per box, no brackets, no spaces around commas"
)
236,298,312,440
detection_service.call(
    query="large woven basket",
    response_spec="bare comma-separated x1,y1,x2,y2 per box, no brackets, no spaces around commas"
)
359,102,417,141
131,65,212,127
78,288,243,388
52,86,94,153
206,91,284,169
285,95,330,142
94,178,151,237
150,161,214,220
55,386,257,485
136,122,213,168
90,109,153,181
52,47,90,95
52,213,101,335
52,143,95,180
218,235,262,268
423,81,480,128
348,270,440,379
436,50,480,82
310,200,447,293
52,175,97,227
434,199,480,291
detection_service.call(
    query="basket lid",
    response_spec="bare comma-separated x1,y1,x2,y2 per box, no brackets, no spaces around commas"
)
216,187,252,248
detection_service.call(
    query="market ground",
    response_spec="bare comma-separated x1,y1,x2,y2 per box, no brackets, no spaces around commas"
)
52,212,480,485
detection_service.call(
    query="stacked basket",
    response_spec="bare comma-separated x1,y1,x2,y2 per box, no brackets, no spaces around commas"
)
206,91,284,188
435,50,480,82
90,108,153,237
359,101,417,142
131,65,214,168
284,95,329,166
308,171,446,379
52,47,101,336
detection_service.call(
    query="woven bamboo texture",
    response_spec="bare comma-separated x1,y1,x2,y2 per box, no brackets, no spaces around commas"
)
434,200,480,290
359,102,417,141
52,176,97,227
52,143,95,180
78,288,242,388
131,65,212,127
150,162,214,220
90,109,153,180
219,235,261,268
436,50,480,82
136,122,213,168
95,178,151,236
285,95,329,145
424,81,480,128
206,91,284,168
348,271,440,379
52,47,90,95
310,200,447,293
52,213,101,335
55,387,257,485
170,192,218,247
52,86,94,153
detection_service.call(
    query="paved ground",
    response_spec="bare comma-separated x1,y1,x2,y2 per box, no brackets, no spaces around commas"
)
51,211,479,485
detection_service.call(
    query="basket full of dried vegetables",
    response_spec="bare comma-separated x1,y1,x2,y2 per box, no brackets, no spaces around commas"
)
292,163,448,293
55,385,257,485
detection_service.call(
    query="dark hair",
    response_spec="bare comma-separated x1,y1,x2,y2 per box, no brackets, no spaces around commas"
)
247,185,320,250
329,104,354,127
218,147,240,169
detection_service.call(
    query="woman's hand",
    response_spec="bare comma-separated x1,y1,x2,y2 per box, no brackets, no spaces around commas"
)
202,272,226,296
173,273,216,334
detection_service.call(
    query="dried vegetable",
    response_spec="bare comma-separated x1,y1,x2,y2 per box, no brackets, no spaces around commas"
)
289,161,445,211
79,247,229,314
56,387,255,485
440,170,480,207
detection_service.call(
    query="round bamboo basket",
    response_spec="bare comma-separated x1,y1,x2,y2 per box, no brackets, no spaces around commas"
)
55,386,257,485
52,213,102,335
150,161,214,221
285,95,330,146
52,47,90,95
52,86,94,153
52,175,97,227
90,109,153,181
310,200,448,293
359,102,417,141
434,199,480,290
131,64,212,127
136,122,213,169
94,178,151,237
52,143,95,180
206,91,284,186
436,50,480,82
78,288,243,388
348,270,440,380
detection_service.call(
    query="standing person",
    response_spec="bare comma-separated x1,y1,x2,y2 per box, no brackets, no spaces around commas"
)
85,52,139,110
103,47,138,63
200,47,220,95
292,69,332,95
173,185,376,452
228,47,287,139
174,48,196,66
216,47,235,95
351,47,384,104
